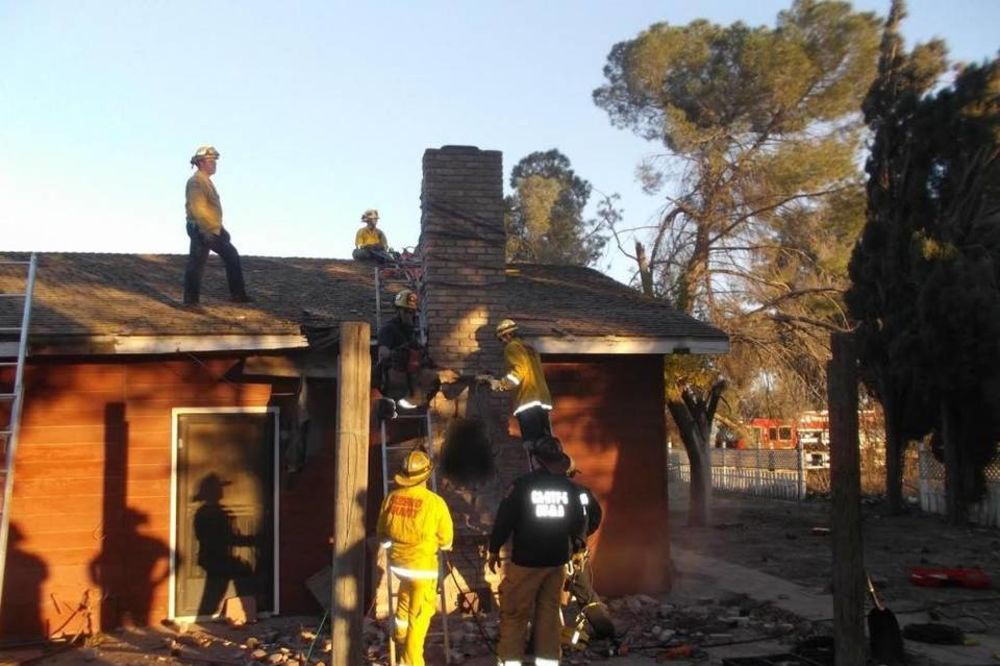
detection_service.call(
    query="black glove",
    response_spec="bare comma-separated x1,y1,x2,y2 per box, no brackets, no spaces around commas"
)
219,227,231,242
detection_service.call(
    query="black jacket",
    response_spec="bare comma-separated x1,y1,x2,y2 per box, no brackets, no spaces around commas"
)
489,468,586,567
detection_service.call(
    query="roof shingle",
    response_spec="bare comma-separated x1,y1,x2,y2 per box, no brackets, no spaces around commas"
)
0,253,726,343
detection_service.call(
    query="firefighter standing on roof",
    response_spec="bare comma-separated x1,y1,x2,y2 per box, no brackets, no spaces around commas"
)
376,450,453,666
183,145,251,306
483,319,554,443
488,436,586,666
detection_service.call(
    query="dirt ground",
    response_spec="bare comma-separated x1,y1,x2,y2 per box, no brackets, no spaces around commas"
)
670,490,1000,643
3,491,998,665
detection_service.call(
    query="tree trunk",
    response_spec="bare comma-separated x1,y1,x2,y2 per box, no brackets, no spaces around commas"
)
635,240,654,297
668,399,712,526
882,390,906,515
941,400,969,525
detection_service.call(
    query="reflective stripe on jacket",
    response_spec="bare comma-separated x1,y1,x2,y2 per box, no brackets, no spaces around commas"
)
376,485,453,574
501,338,552,412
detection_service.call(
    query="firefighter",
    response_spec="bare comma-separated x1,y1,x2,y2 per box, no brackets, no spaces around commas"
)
353,208,393,263
480,318,553,445
376,449,453,666
376,289,439,418
488,436,586,666
563,457,618,654
183,145,251,306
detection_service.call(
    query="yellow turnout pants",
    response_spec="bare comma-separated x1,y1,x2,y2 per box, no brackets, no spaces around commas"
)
393,575,438,666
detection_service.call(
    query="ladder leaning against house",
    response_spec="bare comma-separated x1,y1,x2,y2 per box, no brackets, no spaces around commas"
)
372,252,452,665
0,253,39,612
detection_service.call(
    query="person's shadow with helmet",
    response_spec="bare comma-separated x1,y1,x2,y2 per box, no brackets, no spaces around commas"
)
192,473,259,617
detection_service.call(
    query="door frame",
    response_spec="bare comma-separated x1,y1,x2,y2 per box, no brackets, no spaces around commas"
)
168,406,280,621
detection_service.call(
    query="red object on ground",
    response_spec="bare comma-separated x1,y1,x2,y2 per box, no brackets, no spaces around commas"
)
909,566,992,589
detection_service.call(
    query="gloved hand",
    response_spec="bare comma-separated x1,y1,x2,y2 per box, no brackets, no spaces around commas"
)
219,227,231,242
474,373,493,385
488,378,504,392
487,551,501,574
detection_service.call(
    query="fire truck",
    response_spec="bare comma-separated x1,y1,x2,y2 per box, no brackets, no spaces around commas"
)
748,411,830,450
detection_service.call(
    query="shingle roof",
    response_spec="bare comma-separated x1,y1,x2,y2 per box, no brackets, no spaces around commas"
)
0,253,726,343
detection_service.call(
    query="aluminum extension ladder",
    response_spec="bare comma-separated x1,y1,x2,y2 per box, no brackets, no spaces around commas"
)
0,253,38,613
379,412,452,666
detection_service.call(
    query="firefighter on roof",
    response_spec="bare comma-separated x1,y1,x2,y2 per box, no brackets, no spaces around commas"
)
376,449,453,666
353,208,393,263
488,436,586,666
480,318,554,444
183,145,251,306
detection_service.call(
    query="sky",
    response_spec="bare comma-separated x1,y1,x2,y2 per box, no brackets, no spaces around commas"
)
2,0,998,285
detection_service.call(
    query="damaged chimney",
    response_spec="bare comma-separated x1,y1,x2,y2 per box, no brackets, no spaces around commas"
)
419,145,506,374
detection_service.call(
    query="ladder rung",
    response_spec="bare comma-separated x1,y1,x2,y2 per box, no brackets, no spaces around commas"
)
0,430,10,437
0,328,23,334
0,294,27,298
0,362,17,367
0,260,31,266
0,394,16,400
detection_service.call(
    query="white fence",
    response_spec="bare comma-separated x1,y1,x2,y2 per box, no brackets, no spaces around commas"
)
668,444,809,501
918,442,1000,528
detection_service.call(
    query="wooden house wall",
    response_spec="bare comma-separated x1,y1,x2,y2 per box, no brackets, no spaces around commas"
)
0,357,338,639
544,354,671,595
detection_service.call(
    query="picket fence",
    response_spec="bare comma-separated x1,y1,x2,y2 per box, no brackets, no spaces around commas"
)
667,444,809,501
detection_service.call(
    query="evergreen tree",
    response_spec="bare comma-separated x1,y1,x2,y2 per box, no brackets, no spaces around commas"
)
504,150,608,267
845,0,945,514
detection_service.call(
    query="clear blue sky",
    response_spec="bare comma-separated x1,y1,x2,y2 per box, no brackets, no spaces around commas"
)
2,1,997,284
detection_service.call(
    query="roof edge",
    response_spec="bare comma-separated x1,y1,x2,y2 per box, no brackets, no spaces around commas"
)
530,335,729,355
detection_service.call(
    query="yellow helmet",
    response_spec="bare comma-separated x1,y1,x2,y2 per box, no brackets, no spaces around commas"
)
496,319,518,337
362,208,380,223
394,449,432,487
394,289,418,311
190,145,220,165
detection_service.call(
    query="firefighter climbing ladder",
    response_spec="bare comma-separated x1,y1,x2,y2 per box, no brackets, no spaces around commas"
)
379,412,451,666
372,252,451,665
0,253,38,613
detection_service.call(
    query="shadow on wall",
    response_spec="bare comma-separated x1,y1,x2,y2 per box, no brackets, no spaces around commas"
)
89,508,171,628
0,523,49,640
192,473,260,617
546,355,671,595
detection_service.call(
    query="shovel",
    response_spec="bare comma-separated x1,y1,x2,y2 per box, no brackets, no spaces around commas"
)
867,574,904,665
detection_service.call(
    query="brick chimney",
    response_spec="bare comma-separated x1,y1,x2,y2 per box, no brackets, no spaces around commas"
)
419,145,506,374
417,146,520,608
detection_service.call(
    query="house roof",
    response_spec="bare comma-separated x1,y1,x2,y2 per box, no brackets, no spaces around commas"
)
0,252,727,351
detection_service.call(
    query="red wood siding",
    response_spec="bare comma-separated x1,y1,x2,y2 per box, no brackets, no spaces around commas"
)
544,355,671,596
0,357,339,639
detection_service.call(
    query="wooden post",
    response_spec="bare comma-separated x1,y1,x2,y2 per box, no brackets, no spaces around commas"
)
331,322,372,666
827,332,866,665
